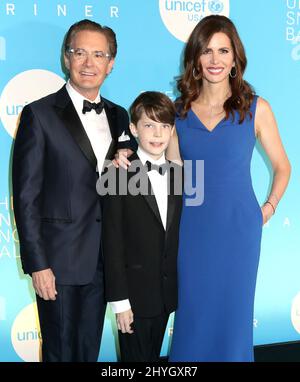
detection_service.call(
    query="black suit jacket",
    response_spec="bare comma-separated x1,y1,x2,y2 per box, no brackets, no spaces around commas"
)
12,85,137,285
101,152,182,317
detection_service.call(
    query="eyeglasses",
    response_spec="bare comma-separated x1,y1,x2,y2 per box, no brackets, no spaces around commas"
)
68,48,112,63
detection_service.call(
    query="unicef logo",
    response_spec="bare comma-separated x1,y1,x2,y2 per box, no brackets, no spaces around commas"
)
291,38,300,61
208,1,224,13
11,302,42,362
159,0,230,42
0,69,65,138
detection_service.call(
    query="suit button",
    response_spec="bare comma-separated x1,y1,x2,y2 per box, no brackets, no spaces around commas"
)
163,274,168,280
96,218,101,222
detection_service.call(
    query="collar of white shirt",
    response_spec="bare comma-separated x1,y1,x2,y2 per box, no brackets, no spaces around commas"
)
137,147,166,167
66,80,101,115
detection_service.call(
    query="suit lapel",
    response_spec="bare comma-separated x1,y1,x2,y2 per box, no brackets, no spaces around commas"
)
143,190,164,228
166,164,176,233
54,86,97,170
103,100,117,161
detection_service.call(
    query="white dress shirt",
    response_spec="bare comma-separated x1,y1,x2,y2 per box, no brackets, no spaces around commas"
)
66,81,112,173
109,146,169,314
137,147,168,230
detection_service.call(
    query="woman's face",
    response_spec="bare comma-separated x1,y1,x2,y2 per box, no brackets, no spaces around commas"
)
198,32,235,85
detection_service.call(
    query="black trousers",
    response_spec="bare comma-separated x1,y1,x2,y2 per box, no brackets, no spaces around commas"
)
118,312,169,362
36,261,106,362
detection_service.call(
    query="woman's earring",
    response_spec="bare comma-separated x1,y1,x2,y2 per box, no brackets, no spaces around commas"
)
192,67,201,80
229,66,237,78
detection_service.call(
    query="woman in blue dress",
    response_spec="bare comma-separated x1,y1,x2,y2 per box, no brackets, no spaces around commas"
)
167,15,291,362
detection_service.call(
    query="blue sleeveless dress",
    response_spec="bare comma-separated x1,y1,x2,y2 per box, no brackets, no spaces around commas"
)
169,96,262,362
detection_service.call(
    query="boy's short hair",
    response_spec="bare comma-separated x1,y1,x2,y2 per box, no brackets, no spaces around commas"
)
130,91,176,126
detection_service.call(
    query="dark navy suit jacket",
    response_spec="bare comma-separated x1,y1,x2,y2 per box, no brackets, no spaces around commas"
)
12,85,137,285
101,152,183,317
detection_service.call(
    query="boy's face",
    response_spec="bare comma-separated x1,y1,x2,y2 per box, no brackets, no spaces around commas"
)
130,111,174,161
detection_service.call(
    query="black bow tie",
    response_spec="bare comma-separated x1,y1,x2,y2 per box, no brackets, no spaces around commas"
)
82,99,104,115
145,160,168,175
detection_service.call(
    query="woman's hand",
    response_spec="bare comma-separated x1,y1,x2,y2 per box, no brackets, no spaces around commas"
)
261,203,274,225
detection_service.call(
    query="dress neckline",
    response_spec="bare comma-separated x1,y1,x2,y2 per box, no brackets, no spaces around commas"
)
190,107,225,133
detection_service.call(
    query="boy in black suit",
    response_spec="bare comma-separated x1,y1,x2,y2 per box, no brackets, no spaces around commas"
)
101,91,182,362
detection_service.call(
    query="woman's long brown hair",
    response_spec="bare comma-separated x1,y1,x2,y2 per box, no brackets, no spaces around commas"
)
176,15,254,123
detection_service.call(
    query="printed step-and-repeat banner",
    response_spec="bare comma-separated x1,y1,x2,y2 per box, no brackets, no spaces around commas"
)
0,0,299,361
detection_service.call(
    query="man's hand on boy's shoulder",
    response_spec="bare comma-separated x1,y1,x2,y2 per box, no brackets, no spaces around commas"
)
113,149,134,170
116,309,134,334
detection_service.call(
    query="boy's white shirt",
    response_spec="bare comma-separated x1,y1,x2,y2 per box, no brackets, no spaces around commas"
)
109,146,168,314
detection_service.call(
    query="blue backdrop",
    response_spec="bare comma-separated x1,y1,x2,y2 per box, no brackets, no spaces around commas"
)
0,0,299,361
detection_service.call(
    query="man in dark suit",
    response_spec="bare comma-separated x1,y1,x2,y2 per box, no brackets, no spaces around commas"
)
12,19,137,362
101,91,182,362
